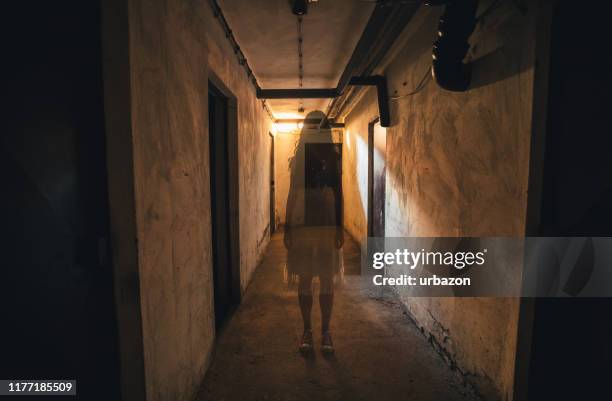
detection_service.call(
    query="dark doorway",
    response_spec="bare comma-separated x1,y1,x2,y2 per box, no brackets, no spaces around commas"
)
1,1,121,399
208,80,241,329
269,133,276,233
368,119,387,237
304,143,342,226
517,3,612,401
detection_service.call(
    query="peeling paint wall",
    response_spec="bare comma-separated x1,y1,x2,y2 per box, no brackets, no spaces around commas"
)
127,1,272,400
342,3,539,401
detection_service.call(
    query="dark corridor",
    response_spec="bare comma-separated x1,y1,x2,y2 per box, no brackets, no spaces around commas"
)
2,1,612,401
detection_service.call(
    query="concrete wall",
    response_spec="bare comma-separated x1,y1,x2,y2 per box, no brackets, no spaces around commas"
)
341,3,540,401
274,129,343,226
206,2,274,290
125,1,273,400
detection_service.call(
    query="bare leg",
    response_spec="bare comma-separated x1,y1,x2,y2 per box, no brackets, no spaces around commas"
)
298,275,313,332
319,276,334,334
319,276,335,354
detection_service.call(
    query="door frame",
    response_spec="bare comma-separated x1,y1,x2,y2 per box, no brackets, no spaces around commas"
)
367,117,382,237
208,71,241,309
269,131,275,233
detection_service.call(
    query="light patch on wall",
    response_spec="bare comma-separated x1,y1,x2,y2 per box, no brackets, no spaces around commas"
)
275,112,304,119
274,122,300,133
273,112,308,133
384,157,439,238
354,131,369,216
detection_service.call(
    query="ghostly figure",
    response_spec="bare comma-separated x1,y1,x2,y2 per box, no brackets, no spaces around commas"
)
284,111,344,354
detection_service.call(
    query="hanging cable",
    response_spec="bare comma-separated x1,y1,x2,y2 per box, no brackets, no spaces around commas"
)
207,0,274,121
297,16,305,113
389,66,432,100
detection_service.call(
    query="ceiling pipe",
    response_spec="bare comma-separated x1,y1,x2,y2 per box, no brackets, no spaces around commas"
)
209,0,415,122
292,0,308,16
426,0,478,92
257,0,418,101
349,76,390,127
256,88,337,99
324,1,419,127
206,0,275,121
256,1,418,128
247,0,480,122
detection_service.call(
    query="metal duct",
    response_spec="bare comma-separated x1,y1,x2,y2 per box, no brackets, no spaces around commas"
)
429,0,479,92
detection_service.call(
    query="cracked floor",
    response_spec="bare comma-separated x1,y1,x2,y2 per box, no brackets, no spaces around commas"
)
196,230,470,401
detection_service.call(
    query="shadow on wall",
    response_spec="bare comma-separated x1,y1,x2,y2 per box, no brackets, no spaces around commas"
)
342,104,440,244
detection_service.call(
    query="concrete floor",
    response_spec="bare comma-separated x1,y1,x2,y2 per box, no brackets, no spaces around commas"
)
196,230,470,401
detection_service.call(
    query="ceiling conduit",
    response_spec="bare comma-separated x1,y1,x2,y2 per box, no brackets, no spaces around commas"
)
426,0,478,92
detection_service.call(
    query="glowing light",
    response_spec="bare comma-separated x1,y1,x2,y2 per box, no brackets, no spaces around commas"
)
274,122,299,133
274,112,304,120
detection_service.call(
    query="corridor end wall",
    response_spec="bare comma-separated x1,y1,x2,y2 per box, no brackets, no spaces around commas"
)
342,3,541,401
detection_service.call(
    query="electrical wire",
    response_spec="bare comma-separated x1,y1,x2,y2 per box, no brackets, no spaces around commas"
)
208,0,274,121
389,66,431,100
365,0,515,102
297,16,305,113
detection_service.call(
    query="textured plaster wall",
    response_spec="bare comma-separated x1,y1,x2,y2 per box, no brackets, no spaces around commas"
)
127,1,272,400
342,3,539,401
342,88,379,242
206,2,274,290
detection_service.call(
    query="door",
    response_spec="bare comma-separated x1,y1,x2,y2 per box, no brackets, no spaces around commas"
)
269,133,276,233
368,119,387,237
304,143,342,226
208,83,235,329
